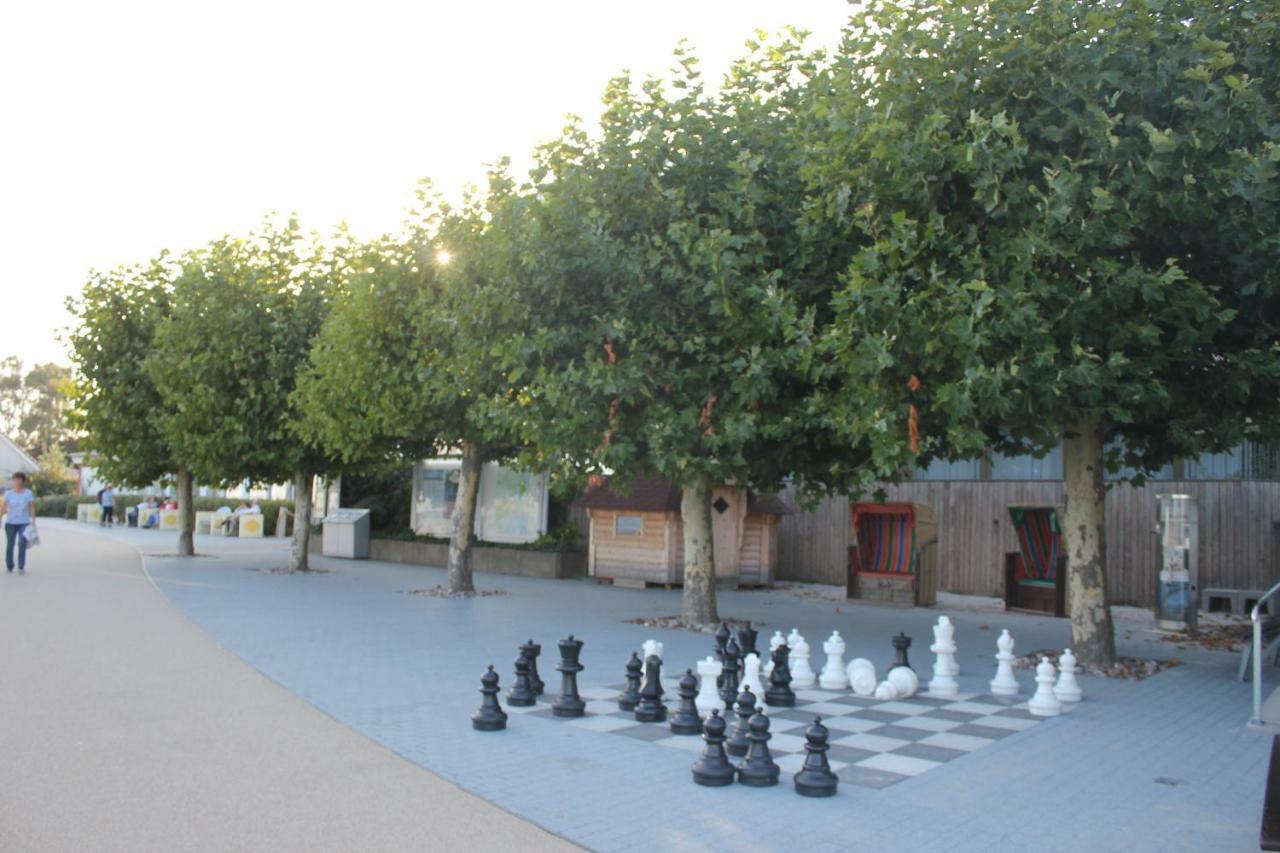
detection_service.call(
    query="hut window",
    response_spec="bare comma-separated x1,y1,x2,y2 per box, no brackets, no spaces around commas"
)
615,515,643,535
713,497,730,514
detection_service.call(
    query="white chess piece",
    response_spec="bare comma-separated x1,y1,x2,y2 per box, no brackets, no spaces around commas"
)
887,666,919,699
789,633,816,688
787,627,802,648
874,680,900,701
762,631,785,679
1028,656,1063,717
695,656,723,717
989,629,1019,697
927,616,960,698
741,652,765,699
819,631,850,690
642,639,664,664
1054,648,1083,702
846,658,877,697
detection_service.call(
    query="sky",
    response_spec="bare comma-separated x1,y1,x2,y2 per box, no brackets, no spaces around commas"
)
0,0,852,368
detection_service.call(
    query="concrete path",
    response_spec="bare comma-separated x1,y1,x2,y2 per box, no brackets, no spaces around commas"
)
0,524,575,853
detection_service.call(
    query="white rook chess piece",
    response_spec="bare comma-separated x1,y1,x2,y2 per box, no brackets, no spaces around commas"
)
642,639,664,664
741,652,765,699
846,658,877,697
790,633,816,688
762,631,785,679
887,665,919,699
1054,648,1083,702
927,616,960,698
819,631,850,690
695,656,723,717
989,629,1019,697
1028,656,1063,717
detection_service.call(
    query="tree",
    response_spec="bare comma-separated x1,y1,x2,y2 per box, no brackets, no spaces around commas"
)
805,0,1280,664
0,358,77,458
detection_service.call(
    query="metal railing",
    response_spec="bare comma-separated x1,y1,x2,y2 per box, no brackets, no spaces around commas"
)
1252,578,1280,725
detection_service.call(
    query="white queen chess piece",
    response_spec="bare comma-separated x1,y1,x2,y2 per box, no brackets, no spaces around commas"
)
642,639,664,664
846,658,877,697
819,631,850,690
989,629,1020,697
790,632,816,688
740,652,765,699
1054,648,1083,702
1028,656,1063,717
695,656,723,717
927,615,960,698
762,631,785,679
887,665,919,699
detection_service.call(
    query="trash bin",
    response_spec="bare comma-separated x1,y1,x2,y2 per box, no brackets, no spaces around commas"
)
322,508,371,559
1155,494,1198,633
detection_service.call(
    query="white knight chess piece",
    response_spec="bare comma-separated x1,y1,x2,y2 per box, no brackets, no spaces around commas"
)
989,629,1019,697
741,652,765,699
642,639,664,664
819,631,850,690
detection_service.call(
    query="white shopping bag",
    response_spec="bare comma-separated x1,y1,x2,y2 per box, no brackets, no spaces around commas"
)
22,524,40,548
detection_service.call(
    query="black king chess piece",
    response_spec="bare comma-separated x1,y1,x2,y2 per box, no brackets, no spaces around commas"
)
691,709,736,787
507,651,536,707
726,687,756,757
719,637,742,707
737,709,780,787
669,669,703,735
520,639,544,695
737,622,759,659
471,665,508,731
551,634,586,718
765,643,796,707
617,651,643,711
634,654,668,723
793,717,839,797
892,632,913,671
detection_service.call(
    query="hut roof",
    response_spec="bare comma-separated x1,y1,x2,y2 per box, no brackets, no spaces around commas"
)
576,475,790,515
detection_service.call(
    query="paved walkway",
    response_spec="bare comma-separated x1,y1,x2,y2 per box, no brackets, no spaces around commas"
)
0,523,575,853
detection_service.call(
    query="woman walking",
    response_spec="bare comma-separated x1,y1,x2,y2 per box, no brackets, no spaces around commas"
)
4,472,36,574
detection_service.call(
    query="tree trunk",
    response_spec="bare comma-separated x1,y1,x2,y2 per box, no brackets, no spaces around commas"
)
1062,419,1116,667
446,442,482,594
680,473,719,627
176,467,195,557
289,470,313,573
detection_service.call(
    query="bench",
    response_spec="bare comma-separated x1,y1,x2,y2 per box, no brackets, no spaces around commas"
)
1204,587,1275,618
1263,736,1280,850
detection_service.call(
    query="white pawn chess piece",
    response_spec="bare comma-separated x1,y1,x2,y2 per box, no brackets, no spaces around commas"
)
846,658,877,697
819,631,850,690
1028,656,1063,717
762,631,785,679
787,627,802,648
874,680,900,701
642,639,664,664
887,665,919,699
927,615,960,698
1054,648,1083,702
989,629,1020,697
695,656,723,717
789,632,816,688
740,652,765,699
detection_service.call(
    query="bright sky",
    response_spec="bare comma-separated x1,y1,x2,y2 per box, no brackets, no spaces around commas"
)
0,0,851,368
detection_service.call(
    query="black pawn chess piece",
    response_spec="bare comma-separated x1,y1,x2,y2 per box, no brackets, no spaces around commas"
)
551,634,586,718
669,669,703,735
892,632,913,671
719,637,742,706
472,665,508,731
521,639,544,695
507,651,536,707
617,651,643,712
634,654,668,723
765,643,796,707
714,622,731,687
726,687,756,757
737,710,780,787
691,709,736,787
737,622,759,659
793,717,839,798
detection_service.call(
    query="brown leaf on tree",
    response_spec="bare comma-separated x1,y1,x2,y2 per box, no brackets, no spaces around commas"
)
699,393,717,436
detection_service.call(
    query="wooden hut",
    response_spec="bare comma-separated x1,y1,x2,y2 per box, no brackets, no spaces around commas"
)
1004,505,1068,616
577,476,789,588
847,502,940,606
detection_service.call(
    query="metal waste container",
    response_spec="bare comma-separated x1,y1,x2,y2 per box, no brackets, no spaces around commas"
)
1155,494,1198,633
322,508,371,559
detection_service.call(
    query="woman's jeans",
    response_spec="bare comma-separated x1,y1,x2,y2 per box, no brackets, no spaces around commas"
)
5,522,27,571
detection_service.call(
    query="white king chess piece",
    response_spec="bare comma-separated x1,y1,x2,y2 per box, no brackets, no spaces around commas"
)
927,615,960,698
642,639,664,665
741,652,765,699
1028,656,1063,717
846,658,877,697
819,631,850,690
989,629,1020,697
695,656,723,717
790,632,817,688
762,631,785,679
1054,648,1083,702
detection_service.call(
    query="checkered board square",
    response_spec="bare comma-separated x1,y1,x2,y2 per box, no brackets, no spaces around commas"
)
508,679,1050,790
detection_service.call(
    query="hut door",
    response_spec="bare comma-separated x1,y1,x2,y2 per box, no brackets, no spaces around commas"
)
711,486,745,579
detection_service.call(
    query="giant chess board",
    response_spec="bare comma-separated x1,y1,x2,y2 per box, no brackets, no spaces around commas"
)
508,680,1049,789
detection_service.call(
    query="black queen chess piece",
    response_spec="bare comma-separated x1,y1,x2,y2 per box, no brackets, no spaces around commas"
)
472,665,508,732
551,634,586,718
617,651,643,712
691,709,736,787
737,710,780,787
726,687,756,757
793,717,839,797
765,643,796,707
507,651,537,707
520,639,544,695
669,669,703,735
892,632,913,671
737,622,759,659
634,654,668,723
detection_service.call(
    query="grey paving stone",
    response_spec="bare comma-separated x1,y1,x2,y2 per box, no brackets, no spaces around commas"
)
893,742,968,764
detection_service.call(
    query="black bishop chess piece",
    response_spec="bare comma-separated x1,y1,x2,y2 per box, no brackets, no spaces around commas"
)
726,687,756,757
892,632,913,671
765,643,796,707
507,651,536,707
551,634,586,718
520,639,544,695
691,709,736,787
617,652,643,712
719,637,742,707
737,622,759,659
714,622,731,687
737,709,780,787
634,654,668,723
471,665,508,732
793,717,839,798
669,669,703,735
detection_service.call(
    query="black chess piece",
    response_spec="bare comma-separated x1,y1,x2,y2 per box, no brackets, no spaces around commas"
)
793,717,839,797
737,622,759,659
521,639,544,695
507,651,536,707
617,651,643,711
737,710,779,787
892,632,913,671
551,634,586,718
634,654,668,723
669,669,702,735
726,687,756,757
719,637,742,706
765,643,796,707
691,709,736,787
472,665,508,731
714,622,731,687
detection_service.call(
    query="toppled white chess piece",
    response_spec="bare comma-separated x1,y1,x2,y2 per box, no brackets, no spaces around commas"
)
927,615,960,699
762,631,785,679
819,631,850,690
989,629,1019,697
1028,656,1063,717
887,665,919,699
642,638,664,664
790,632,816,688
1054,648,1083,702
874,680,900,701
846,658,877,697
695,656,723,717
741,652,765,699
